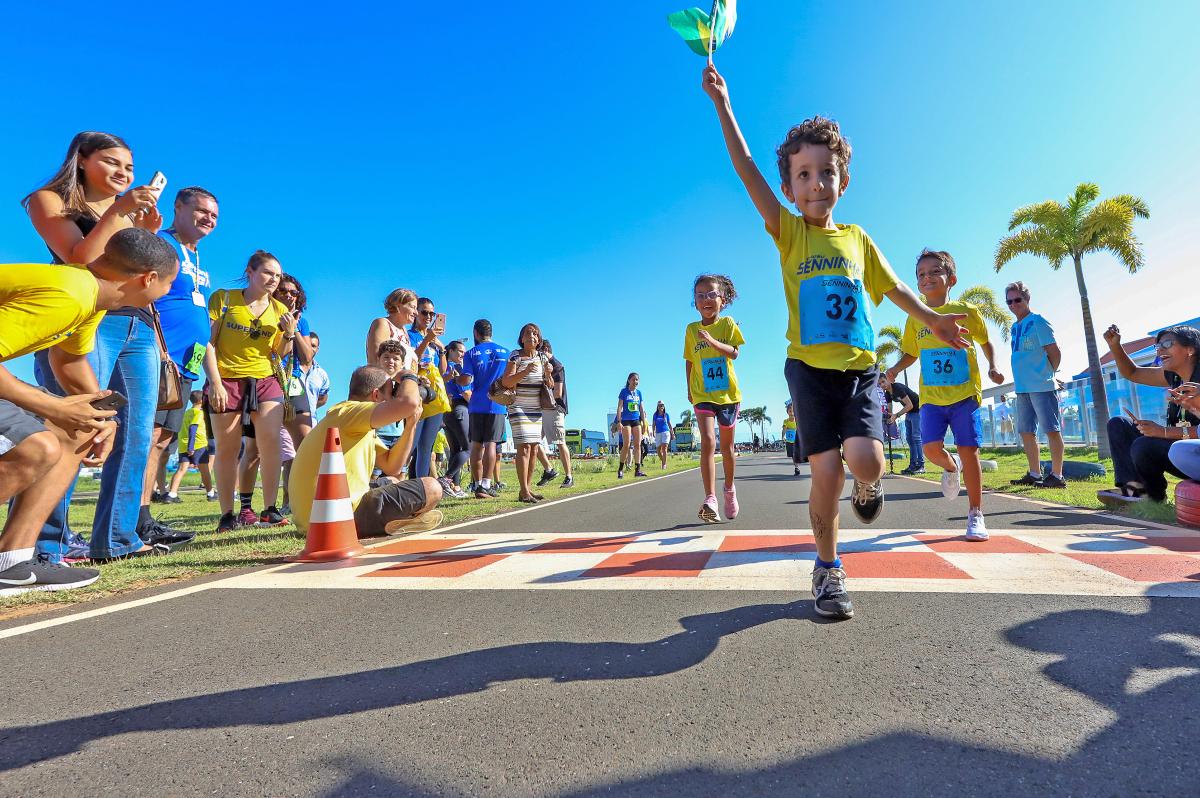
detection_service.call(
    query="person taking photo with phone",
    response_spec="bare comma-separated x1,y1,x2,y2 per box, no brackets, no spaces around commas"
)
1,229,179,589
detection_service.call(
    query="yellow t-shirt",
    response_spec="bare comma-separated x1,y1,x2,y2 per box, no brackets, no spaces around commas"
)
683,316,745,406
771,208,899,371
0,263,104,362
901,299,989,406
178,406,209,453
782,418,797,443
289,401,382,531
209,289,288,379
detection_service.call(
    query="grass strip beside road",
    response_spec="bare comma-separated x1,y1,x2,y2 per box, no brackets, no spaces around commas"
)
0,455,702,619
899,446,1182,526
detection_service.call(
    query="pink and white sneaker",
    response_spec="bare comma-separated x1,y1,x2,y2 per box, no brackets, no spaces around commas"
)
724,485,739,520
698,495,720,524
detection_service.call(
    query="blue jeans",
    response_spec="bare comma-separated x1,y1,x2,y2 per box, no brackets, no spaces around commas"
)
35,314,159,560
1168,439,1200,481
904,416,924,468
411,414,444,479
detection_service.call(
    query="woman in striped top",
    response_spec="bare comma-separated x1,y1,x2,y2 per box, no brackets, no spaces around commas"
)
499,323,554,503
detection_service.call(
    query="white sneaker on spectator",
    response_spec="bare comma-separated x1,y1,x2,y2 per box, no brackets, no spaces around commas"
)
965,508,989,541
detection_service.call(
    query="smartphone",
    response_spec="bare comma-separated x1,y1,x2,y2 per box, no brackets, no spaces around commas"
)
91,391,128,413
1123,407,1140,423
434,313,446,335
148,171,167,193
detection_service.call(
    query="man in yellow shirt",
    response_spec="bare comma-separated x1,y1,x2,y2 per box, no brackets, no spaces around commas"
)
0,229,179,594
289,365,443,537
886,250,1005,542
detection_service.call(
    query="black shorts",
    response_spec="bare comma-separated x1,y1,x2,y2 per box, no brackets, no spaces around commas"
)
353,478,428,538
469,412,506,444
287,387,312,415
178,445,212,465
154,377,195,435
784,357,883,458
619,419,642,428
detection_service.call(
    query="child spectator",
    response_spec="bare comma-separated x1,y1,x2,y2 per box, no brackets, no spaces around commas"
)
164,391,214,502
886,250,1005,541
684,274,744,522
701,65,967,619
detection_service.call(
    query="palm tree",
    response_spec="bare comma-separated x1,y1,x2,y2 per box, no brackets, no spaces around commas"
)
679,408,696,434
875,324,907,383
995,182,1149,459
958,285,1013,342
757,409,773,443
739,406,763,442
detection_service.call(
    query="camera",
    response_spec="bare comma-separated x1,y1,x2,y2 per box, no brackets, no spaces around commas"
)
390,376,437,404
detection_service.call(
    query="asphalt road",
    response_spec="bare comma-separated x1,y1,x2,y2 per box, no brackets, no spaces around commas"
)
1,454,1197,797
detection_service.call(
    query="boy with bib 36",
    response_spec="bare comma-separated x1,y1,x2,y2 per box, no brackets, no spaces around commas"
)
885,250,1005,541
701,65,968,619
685,274,744,523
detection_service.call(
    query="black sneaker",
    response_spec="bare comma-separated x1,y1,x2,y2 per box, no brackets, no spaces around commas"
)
486,485,500,498
474,485,492,499
561,476,574,488
259,506,289,526
1010,472,1043,486
617,468,624,480
794,467,801,476
216,511,239,534
536,469,558,488
635,467,647,478
850,479,885,524
811,566,854,619
1040,473,1068,488
163,493,183,504
0,556,100,596
142,518,196,548
150,490,167,503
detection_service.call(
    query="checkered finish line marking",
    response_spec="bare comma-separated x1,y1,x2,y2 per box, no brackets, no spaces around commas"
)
213,528,1200,597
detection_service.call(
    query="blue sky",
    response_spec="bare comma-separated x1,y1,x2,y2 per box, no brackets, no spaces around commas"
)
1,1,1196,439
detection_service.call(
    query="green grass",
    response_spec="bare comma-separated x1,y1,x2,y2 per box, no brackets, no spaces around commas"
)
899,446,1182,525
0,454,702,618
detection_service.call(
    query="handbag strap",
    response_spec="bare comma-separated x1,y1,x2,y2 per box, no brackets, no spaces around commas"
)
149,303,171,363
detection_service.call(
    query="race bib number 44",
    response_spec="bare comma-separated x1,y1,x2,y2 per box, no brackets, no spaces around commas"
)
700,356,729,393
921,347,969,387
799,276,874,350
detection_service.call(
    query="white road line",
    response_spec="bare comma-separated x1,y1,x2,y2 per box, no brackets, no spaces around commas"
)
0,464,702,640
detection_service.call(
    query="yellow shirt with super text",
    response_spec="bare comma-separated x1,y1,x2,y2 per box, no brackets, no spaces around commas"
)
683,316,745,405
209,289,287,379
0,263,104,362
772,208,899,371
901,299,988,406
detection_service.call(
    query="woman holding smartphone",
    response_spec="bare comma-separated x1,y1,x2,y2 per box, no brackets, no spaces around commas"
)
23,131,169,561
407,297,448,479
1101,324,1200,502
205,251,296,533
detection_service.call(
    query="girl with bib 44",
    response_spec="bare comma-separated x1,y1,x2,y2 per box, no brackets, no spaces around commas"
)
684,274,745,523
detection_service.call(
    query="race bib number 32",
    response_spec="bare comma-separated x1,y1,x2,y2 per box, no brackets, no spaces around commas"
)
799,276,874,350
920,347,970,387
700,357,729,393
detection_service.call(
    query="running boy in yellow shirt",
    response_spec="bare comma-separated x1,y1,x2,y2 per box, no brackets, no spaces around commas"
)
885,250,1005,541
684,273,744,523
702,66,968,619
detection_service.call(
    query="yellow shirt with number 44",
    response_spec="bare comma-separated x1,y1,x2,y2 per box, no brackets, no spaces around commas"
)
901,299,988,406
684,316,745,406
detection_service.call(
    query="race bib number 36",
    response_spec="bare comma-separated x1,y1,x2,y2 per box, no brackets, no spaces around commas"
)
920,347,969,387
700,356,729,393
799,276,874,350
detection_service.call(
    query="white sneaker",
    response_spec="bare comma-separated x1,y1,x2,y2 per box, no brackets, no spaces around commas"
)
965,508,989,541
941,454,962,500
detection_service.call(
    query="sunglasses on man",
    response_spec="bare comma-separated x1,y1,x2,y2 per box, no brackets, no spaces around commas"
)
1005,297,1024,306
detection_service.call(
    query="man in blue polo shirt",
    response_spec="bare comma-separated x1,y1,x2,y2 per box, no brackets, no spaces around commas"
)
456,319,509,499
142,187,219,544
1006,280,1066,488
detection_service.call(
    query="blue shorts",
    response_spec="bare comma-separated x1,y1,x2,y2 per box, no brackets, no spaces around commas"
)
694,402,739,429
920,398,982,448
1016,391,1062,435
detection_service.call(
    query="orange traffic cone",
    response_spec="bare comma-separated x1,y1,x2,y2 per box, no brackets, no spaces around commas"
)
288,426,366,563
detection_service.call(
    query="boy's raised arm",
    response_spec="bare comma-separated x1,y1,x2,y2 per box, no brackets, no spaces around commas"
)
702,66,783,239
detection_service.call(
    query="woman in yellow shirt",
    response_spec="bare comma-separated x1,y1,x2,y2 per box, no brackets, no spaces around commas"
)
203,250,297,533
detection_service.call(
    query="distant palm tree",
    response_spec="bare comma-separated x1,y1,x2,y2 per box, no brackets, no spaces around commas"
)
740,406,765,443
757,409,773,443
875,324,908,384
995,182,1149,458
679,408,696,433
958,285,1013,342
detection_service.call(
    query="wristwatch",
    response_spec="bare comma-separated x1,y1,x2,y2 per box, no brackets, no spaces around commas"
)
399,373,420,385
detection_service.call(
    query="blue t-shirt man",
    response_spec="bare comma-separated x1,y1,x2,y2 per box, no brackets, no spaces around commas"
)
619,388,643,422
1011,313,1057,393
462,340,510,414
154,228,211,381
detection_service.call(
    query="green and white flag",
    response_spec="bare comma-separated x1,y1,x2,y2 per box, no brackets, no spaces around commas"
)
667,0,738,57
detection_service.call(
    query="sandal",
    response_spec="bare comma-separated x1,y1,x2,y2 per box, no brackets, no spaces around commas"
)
1119,483,1147,498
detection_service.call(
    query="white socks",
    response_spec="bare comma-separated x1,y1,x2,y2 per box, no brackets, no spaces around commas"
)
0,547,35,571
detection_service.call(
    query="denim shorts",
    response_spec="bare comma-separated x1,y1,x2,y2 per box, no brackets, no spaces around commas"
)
920,398,982,448
1016,391,1062,434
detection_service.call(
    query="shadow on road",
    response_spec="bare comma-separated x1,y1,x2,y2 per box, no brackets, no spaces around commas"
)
0,600,817,772
309,592,1200,796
